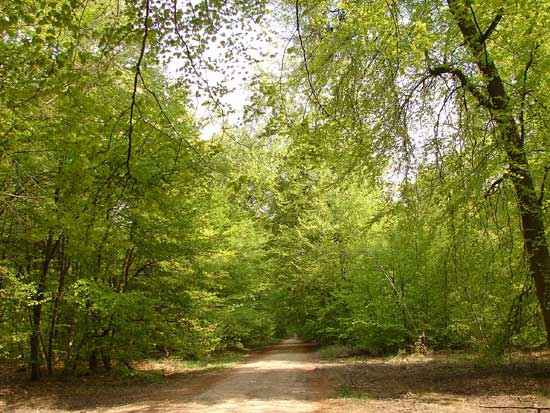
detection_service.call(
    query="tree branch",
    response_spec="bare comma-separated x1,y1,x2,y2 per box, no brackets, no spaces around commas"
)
127,0,150,178
428,65,490,108
519,44,539,145
173,0,227,118
484,174,507,199
295,0,326,114
540,166,549,205
479,8,504,44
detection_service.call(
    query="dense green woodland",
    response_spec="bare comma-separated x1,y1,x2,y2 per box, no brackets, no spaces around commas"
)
1,0,549,380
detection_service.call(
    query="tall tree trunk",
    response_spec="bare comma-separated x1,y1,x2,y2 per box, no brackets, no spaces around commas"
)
30,231,57,380
63,318,78,377
506,149,550,343
47,235,69,376
447,0,550,343
101,348,112,372
89,349,99,373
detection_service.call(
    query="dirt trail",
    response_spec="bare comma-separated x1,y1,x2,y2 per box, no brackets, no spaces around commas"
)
0,338,329,413
178,338,327,413
3,341,549,412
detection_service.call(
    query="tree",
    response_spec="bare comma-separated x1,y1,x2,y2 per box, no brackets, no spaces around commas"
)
286,0,550,344
0,0,287,379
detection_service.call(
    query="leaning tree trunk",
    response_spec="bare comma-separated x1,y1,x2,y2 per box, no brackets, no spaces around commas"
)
505,141,550,343
446,0,550,343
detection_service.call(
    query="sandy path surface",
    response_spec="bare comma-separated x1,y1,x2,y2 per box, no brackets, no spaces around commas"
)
1,338,330,413
178,338,327,413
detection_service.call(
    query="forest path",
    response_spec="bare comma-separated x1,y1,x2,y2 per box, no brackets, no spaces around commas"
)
3,340,550,412
175,338,329,413
1,338,331,413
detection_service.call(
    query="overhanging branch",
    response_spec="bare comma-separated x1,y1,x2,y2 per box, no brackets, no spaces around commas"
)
428,65,491,108
479,8,504,44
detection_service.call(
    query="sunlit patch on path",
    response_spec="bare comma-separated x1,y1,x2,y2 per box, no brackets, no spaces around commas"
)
178,338,325,413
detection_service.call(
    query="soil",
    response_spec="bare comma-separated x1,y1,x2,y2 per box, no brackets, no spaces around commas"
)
1,340,549,412
0,338,330,413
176,338,329,412
319,351,550,413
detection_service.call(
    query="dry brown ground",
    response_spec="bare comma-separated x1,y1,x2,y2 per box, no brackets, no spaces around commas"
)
1,342,549,412
0,339,327,413
319,351,550,413
0,362,228,412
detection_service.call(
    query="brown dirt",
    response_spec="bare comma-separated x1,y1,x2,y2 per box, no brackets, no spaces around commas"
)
0,364,228,412
176,338,330,412
319,352,550,413
0,338,330,412
1,342,549,412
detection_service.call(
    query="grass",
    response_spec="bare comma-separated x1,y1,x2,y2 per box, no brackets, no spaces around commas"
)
113,368,166,384
338,386,370,400
135,351,243,376
319,344,357,359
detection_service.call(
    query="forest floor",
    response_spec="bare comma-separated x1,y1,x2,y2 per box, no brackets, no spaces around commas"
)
319,348,550,412
1,339,550,412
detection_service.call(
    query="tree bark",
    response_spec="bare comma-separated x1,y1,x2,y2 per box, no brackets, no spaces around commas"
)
30,231,57,380
447,0,550,343
89,348,99,373
101,348,112,372
63,318,78,376
47,235,69,376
